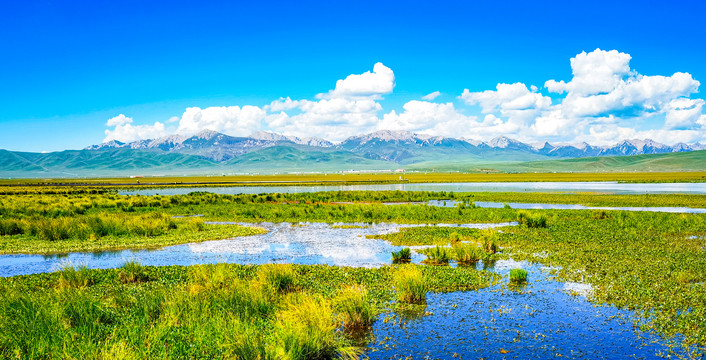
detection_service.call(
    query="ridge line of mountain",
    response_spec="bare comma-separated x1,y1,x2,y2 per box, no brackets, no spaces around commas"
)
83,129,705,162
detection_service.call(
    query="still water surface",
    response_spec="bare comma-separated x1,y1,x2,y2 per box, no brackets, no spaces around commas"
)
367,260,668,359
0,222,678,358
120,181,706,196
0,222,513,277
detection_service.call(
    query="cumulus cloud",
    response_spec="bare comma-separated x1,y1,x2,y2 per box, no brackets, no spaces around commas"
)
665,98,705,129
101,52,706,145
458,49,706,144
422,91,441,101
106,114,133,127
175,105,266,137
260,63,393,140
461,83,551,113
104,120,168,143
317,62,395,100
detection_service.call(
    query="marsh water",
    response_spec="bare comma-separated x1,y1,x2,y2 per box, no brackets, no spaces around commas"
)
0,221,679,357
426,199,706,213
367,260,668,359
0,222,514,277
119,181,706,196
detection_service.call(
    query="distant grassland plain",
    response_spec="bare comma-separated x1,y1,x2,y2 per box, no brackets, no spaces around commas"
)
2,171,706,189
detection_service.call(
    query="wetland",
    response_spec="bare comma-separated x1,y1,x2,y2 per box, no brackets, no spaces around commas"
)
0,187,705,358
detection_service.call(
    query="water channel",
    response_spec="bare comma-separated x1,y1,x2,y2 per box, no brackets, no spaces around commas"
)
119,181,706,196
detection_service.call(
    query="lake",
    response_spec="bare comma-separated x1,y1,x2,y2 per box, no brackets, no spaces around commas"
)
119,181,706,196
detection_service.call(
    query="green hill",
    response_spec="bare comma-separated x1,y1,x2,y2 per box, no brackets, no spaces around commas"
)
407,150,706,173
223,145,395,173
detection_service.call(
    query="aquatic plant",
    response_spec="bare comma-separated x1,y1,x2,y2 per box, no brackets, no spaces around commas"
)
509,269,528,284
449,231,462,243
421,246,452,265
0,263,497,359
452,243,483,264
393,267,427,304
517,210,548,228
274,294,358,359
258,263,296,293
118,260,150,284
57,264,94,289
334,285,378,329
391,247,412,263
479,230,499,254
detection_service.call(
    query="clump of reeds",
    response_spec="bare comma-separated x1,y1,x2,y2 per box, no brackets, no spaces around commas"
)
57,264,94,289
334,285,378,329
517,210,547,228
452,243,483,264
274,294,357,359
478,229,499,254
118,260,150,284
421,246,452,265
391,248,412,263
592,210,610,220
0,219,23,236
393,267,427,304
188,263,232,291
449,231,462,243
258,264,296,293
509,269,528,284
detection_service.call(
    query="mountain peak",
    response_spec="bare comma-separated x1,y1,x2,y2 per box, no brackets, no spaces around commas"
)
84,139,125,150
365,130,418,141
487,136,523,148
250,131,295,142
193,129,221,140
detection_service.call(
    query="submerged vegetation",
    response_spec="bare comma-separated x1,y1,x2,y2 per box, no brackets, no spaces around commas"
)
0,264,496,359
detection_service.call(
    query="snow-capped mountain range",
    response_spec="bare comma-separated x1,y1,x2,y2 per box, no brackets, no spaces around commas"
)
84,129,706,163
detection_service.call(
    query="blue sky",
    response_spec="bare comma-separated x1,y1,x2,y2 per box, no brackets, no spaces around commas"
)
1,0,706,151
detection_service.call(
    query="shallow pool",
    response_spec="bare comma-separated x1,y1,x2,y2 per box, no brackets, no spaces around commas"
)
366,260,670,359
0,222,514,277
425,199,706,213
119,181,706,196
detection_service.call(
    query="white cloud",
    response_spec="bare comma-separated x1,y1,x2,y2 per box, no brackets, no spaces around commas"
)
317,62,395,100
422,91,441,100
461,82,551,113
261,63,393,140
459,49,706,144
104,120,168,143
100,52,706,146
665,98,705,129
546,49,632,96
175,105,266,137
106,114,133,127
379,101,473,136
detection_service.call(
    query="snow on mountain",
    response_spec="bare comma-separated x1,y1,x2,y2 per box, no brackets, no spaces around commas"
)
84,129,705,163
301,137,334,147
486,136,534,151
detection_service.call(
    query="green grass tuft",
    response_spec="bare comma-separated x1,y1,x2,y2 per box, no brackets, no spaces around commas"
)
393,267,427,304
334,285,378,329
258,263,296,293
118,260,150,284
517,210,548,228
391,247,412,263
57,264,94,289
420,246,452,265
509,268,528,284
452,243,484,264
